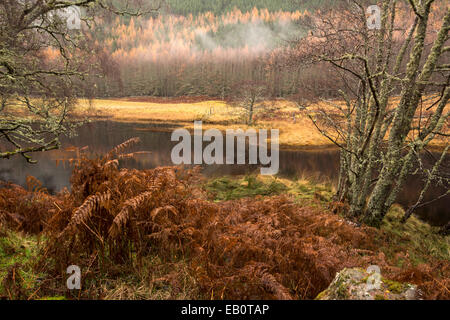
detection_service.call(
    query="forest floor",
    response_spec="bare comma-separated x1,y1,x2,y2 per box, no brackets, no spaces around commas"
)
1,173,448,300
1,98,448,300
75,96,449,150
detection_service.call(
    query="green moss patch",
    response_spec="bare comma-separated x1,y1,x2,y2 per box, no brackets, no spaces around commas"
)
0,231,45,299
381,205,450,264
205,175,288,201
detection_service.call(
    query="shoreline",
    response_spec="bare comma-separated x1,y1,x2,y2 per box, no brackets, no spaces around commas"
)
78,117,449,153
74,97,449,152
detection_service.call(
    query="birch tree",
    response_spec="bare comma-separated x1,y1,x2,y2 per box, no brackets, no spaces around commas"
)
0,0,159,162
229,81,268,125
295,0,449,227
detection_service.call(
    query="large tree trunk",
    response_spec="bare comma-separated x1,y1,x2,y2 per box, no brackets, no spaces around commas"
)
298,1,450,227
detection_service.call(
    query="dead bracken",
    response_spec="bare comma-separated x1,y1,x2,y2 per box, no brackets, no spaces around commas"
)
0,139,448,300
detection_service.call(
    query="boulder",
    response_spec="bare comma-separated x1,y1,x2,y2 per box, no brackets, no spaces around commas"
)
315,268,418,300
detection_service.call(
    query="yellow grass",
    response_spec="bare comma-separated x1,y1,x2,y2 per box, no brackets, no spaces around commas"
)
76,98,331,149
78,99,238,123
75,97,448,150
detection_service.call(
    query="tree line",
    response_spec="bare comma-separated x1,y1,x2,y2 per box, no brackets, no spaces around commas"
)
163,0,340,16
55,8,313,98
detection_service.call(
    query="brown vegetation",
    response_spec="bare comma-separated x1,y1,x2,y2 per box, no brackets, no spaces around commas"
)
0,139,448,300
115,96,217,104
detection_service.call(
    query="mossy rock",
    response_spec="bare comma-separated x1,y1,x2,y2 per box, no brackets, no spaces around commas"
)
315,268,417,300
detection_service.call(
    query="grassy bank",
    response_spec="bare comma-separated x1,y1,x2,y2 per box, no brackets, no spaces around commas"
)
76,98,333,149
1,173,448,300
75,97,449,150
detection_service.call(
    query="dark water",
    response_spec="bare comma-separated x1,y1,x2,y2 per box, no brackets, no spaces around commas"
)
0,121,448,226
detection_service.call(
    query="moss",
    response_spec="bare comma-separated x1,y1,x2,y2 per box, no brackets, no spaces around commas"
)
333,273,350,299
360,275,369,284
381,205,450,263
315,270,351,300
289,180,333,203
336,285,349,299
382,278,407,295
0,231,45,299
205,175,334,207
205,175,288,201
375,294,386,300
38,296,66,300
314,289,328,300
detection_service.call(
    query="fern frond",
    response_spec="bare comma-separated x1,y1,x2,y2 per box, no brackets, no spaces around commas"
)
108,191,154,238
150,205,179,224
106,137,141,159
26,176,47,194
258,271,293,300
60,192,111,236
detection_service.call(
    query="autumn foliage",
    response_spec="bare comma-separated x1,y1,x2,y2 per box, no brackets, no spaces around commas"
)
0,139,448,300
41,3,448,100
44,8,310,98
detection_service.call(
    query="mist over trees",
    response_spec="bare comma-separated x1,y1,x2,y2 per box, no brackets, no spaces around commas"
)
61,8,310,98
37,2,366,100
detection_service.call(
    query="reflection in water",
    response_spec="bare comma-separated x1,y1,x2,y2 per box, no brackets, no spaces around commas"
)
0,121,448,226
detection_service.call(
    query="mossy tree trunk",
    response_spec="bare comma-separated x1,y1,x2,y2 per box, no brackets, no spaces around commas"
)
296,0,450,227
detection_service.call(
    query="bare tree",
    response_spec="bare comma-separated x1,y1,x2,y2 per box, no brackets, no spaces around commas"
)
228,80,268,125
293,0,449,227
0,0,160,162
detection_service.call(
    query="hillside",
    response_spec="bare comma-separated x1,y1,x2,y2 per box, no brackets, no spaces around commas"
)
164,0,340,16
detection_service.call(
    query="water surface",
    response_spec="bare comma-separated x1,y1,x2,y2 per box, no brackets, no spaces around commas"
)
0,121,448,226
